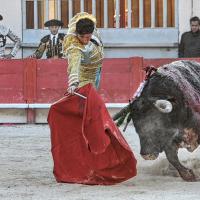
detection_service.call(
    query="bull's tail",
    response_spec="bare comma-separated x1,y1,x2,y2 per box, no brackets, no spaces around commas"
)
113,104,132,131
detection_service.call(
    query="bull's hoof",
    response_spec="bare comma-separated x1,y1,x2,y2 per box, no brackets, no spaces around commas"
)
179,169,196,182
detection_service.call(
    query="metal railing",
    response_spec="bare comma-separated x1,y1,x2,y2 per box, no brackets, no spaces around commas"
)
23,0,178,29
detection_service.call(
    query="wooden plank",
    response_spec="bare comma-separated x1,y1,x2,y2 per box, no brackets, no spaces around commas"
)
156,0,163,27
73,0,81,15
108,0,115,28
84,0,92,14
96,0,104,28
132,0,139,27
167,0,175,27
61,0,69,28
26,1,34,29
100,58,134,103
73,0,81,16
0,60,25,103
144,0,151,27
37,0,44,29
23,59,37,103
100,0,104,27
129,57,144,97
36,59,67,103
120,0,126,28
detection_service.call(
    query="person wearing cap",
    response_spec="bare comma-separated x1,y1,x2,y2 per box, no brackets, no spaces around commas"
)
0,14,21,59
30,19,65,59
63,12,103,93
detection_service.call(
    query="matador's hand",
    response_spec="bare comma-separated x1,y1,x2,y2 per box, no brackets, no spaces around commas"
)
67,84,78,94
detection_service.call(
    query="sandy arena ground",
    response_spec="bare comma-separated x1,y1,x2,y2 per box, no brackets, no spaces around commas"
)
0,124,200,200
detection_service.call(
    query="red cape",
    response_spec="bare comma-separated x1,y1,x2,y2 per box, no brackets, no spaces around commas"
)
48,84,137,185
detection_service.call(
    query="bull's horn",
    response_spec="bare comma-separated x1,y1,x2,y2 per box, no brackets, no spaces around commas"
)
154,100,172,113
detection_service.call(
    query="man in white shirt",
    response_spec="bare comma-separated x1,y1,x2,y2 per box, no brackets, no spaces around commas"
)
30,19,65,59
0,14,21,59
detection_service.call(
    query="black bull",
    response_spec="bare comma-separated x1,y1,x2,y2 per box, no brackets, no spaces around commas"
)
113,60,200,181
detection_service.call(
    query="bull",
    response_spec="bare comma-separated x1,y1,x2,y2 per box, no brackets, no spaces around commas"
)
114,60,200,181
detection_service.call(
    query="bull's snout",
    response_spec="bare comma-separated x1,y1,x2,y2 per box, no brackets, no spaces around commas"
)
139,137,161,160
141,153,159,160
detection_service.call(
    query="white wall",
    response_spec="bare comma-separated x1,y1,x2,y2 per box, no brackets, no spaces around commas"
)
178,0,200,41
178,0,192,40
0,0,22,58
192,0,200,18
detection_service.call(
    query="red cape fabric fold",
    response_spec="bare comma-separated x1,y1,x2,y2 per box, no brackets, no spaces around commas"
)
48,84,137,185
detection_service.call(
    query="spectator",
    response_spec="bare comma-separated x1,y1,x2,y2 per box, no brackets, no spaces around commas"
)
179,16,200,58
0,14,21,59
30,19,65,59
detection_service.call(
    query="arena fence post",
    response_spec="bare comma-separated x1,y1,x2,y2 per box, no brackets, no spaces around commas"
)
23,58,37,123
129,57,144,98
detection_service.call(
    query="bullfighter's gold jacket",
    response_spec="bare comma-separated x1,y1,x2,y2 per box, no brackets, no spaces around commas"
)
63,12,104,88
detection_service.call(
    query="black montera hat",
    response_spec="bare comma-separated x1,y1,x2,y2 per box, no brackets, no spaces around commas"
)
44,19,64,27
0,15,3,21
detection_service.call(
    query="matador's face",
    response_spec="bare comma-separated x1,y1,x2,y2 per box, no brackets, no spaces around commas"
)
77,33,92,45
49,26,60,35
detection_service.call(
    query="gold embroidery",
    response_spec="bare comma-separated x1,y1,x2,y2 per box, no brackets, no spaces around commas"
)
63,12,103,88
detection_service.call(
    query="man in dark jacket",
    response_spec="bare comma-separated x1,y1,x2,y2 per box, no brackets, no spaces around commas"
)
30,19,65,59
179,16,200,58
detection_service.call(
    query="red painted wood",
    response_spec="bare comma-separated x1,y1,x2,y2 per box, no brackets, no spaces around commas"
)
99,58,132,103
1,58,200,106
23,58,37,103
36,58,134,103
129,57,144,98
0,59,25,103
36,59,67,103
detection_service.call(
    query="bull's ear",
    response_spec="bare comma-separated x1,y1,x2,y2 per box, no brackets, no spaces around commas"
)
154,99,173,113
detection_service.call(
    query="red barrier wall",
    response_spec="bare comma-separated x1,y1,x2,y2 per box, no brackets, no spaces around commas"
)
0,59,25,103
1,57,200,105
36,59,67,103
35,58,144,103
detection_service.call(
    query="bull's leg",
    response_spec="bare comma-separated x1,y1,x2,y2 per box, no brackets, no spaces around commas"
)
164,144,196,181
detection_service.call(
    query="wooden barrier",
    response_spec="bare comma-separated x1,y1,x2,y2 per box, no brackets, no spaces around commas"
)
0,59,25,103
0,57,144,104
1,57,200,123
